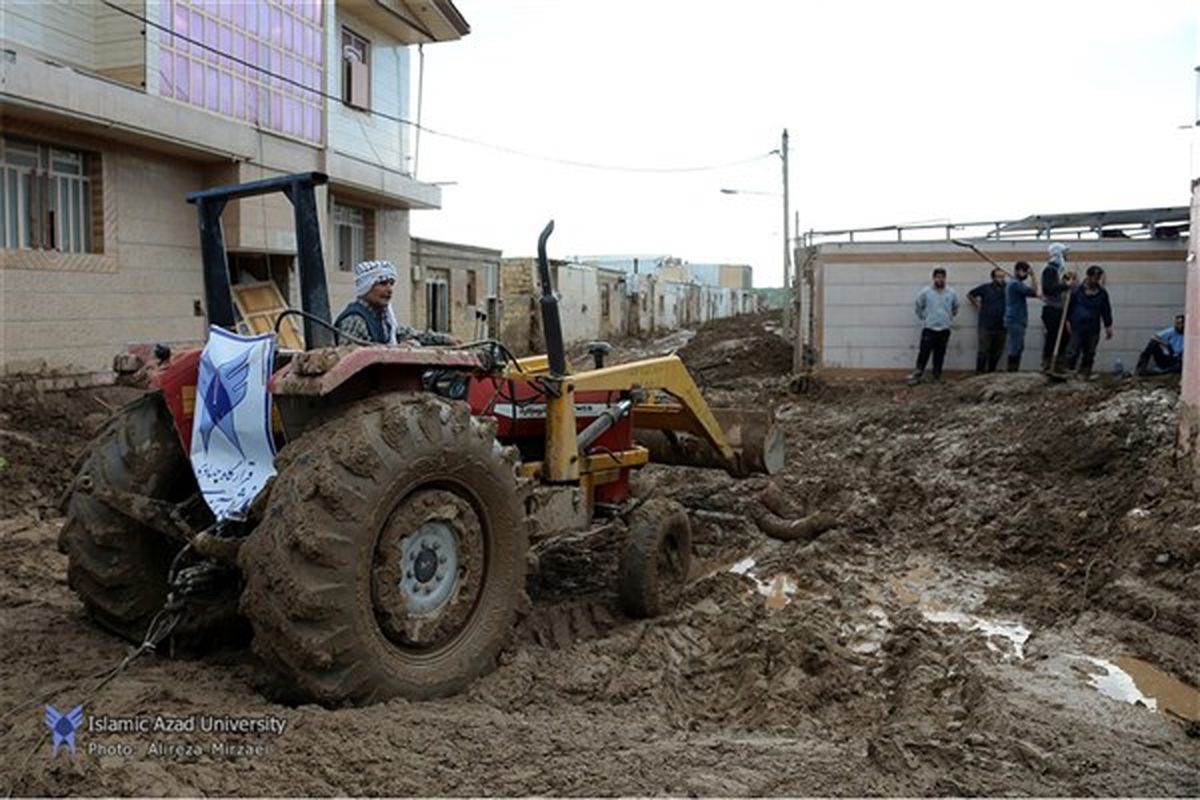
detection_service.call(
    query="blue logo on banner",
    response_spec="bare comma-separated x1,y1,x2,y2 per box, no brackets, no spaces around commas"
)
197,349,251,456
44,704,84,757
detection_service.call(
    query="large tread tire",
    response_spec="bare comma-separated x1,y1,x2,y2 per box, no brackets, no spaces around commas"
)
618,498,692,618
58,393,198,642
238,393,527,706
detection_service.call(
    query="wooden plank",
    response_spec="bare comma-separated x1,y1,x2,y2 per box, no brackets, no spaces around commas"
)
232,281,304,349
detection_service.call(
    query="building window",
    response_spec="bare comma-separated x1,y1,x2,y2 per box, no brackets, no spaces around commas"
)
334,201,374,271
157,0,326,144
342,26,370,110
466,272,477,306
1,137,95,253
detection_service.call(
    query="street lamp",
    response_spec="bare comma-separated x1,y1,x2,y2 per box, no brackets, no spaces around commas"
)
776,129,790,294
718,129,790,292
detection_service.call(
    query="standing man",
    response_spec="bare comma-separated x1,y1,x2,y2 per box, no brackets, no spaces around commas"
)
908,267,960,385
1040,243,1071,371
1135,314,1185,375
1003,261,1038,372
1063,265,1114,379
967,268,1008,373
335,260,459,346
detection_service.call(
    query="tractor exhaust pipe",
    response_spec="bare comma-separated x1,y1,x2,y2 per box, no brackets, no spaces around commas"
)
536,220,567,377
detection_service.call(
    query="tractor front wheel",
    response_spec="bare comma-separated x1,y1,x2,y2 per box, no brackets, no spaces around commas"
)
617,498,693,618
238,393,527,706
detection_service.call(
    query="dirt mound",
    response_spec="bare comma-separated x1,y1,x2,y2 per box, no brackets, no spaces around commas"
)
0,383,142,518
677,310,792,386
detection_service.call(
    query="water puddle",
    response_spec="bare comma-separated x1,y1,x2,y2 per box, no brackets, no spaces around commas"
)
880,562,1031,660
923,610,1031,659
727,558,797,610
1083,656,1200,722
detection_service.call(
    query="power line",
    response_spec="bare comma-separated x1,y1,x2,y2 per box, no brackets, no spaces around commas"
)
100,0,773,174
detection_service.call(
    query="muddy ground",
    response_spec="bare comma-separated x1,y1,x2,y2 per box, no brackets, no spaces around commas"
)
1,315,1198,796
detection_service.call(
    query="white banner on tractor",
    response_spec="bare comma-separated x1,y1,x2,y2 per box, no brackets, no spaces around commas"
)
190,326,278,521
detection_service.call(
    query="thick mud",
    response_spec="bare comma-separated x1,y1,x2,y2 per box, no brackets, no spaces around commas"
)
1,321,1197,796
0,383,141,518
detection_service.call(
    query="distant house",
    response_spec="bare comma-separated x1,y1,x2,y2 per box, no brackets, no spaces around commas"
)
410,238,501,340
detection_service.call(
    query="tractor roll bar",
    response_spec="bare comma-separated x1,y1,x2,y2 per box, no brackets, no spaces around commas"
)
187,171,333,349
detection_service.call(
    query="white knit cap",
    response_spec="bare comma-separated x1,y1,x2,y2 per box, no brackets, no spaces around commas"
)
1048,243,1070,258
353,260,397,298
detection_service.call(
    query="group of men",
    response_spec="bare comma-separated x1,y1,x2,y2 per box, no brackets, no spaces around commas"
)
908,243,1184,384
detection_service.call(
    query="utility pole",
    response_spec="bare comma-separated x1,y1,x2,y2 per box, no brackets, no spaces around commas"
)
781,128,791,292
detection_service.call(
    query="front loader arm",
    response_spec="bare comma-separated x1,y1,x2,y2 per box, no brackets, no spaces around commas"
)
566,355,736,463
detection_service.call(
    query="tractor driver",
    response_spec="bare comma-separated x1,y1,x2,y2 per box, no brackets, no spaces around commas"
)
335,260,458,347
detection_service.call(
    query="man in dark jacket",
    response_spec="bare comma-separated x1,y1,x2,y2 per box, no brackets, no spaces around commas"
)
1041,243,1072,371
335,260,457,346
1063,265,1113,378
967,268,1007,373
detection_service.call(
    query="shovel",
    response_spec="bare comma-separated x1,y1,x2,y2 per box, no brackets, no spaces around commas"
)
951,239,1011,276
1044,285,1073,383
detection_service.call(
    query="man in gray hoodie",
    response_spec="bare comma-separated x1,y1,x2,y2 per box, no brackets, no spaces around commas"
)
908,267,960,385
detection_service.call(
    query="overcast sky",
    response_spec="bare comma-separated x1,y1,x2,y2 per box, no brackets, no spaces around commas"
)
408,1,1197,287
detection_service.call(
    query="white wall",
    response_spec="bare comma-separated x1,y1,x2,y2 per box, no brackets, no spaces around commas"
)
809,240,1189,374
3,0,97,69
326,7,411,174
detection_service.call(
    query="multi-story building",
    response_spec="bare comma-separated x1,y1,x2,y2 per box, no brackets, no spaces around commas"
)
1,0,469,376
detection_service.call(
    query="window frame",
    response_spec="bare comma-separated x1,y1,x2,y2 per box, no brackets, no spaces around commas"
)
1,137,95,254
341,26,371,111
333,200,374,272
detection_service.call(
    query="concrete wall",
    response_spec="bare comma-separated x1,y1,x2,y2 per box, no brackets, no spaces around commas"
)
3,0,145,86
93,0,144,85
800,240,1189,376
1180,183,1200,478
4,1,100,73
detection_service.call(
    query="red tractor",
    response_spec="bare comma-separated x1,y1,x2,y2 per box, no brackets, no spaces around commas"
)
59,172,782,705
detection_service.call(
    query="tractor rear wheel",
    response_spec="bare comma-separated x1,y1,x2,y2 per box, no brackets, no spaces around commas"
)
238,393,527,706
617,498,692,618
59,393,195,642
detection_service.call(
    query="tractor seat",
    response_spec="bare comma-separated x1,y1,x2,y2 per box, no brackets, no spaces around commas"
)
585,341,612,369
